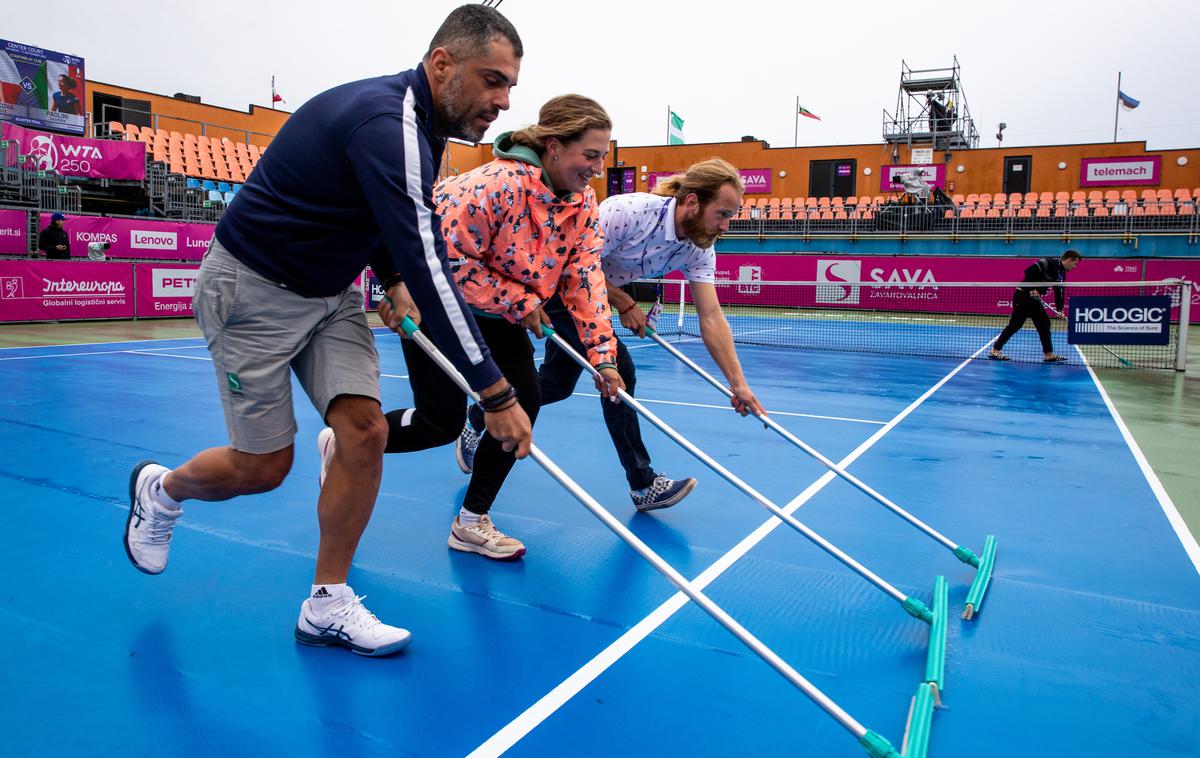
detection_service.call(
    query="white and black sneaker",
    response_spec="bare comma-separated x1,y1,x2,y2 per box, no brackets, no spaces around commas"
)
631,474,697,512
123,460,182,574
295,589,412,656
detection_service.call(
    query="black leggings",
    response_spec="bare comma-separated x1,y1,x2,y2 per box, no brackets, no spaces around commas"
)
465,296,657,490
384,314,540,514
994,290,1053,353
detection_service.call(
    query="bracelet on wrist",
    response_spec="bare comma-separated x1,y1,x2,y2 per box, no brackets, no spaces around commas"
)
618,302,638,315
483,397,519,413
479,384,518,411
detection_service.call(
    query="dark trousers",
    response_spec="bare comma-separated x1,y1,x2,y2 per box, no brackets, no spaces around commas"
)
994,289,1054,353
385,314,540,515
466,296,656,490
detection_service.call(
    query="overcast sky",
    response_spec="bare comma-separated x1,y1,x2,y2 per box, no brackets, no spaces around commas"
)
8,1,1198,150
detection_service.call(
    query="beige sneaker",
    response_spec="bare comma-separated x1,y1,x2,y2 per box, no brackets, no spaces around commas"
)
448,514,526,561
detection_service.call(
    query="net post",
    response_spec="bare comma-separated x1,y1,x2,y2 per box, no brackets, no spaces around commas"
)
1178,279,1192,373
676,276,686,334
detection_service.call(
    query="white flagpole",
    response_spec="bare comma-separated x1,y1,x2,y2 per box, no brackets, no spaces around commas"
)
1112,71,1121,142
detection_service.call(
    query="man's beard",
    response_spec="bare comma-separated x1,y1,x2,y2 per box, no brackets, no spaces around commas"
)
681,210,719,249
435,72,491,142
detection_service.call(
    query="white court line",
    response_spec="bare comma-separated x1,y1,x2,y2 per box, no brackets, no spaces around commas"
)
0,335,202,351
1075,346,1200,575
0,344,206,362
568,392,885,425
467,341,992,758
126,350,211,361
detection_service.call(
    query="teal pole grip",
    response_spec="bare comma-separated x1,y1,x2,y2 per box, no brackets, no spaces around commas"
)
399,315,419,337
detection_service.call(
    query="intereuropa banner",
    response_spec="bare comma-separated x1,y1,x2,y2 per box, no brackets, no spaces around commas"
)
37,214,214,260
0,259,133,321
0,39,86,135
4,122,146,180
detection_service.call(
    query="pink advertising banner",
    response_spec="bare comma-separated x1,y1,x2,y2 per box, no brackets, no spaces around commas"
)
665,254,1153,317
1079,155,1161,188
648,168,772,194
879,164,946,192
1143,259,1200,323
0,209,27,255
3,122,146,181
0,259,134,321
37,214,215,261
134,263,200,318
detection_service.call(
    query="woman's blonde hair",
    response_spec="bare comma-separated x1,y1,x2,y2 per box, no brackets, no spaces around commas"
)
652,158,744,204
510,94,612,155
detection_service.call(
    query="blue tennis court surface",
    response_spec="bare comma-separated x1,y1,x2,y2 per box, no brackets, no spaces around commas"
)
3,328,1199,757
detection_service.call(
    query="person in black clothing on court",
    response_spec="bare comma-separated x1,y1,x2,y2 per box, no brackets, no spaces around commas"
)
989,249,1082,362
38,213,70,259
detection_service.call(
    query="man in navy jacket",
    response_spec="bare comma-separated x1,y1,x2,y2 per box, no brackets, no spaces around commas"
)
123,5,528,656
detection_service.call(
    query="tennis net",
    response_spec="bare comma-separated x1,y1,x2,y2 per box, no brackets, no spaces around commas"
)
625,278,1192,371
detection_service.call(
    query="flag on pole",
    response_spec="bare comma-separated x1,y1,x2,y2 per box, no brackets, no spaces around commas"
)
271,76,285,106
797,104,822,121
1117,90,1139,111
668,110,685,145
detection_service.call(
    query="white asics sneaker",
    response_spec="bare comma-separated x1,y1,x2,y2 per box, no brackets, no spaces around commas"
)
123,460,182,575
295,591,412,656
448,514,526,560
317,427,336,488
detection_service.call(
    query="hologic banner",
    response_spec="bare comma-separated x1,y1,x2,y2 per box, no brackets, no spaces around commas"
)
1067,296,1171,345
0,39,85,135
0,208,27,254
4,122,146,180
134,263,200,318
37,214,214,260
0,259,133,321
648,168,772,194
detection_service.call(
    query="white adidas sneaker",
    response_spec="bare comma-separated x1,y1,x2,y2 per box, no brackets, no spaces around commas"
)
295,589,412,656
317,427,336,488
123,460,182,575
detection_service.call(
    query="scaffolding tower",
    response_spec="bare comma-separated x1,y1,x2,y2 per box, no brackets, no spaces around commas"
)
883,56,979,150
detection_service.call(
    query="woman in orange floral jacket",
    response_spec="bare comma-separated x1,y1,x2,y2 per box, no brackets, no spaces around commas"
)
380,94,623,561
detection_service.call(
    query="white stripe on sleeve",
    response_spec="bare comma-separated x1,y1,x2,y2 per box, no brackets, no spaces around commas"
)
402,87,485,364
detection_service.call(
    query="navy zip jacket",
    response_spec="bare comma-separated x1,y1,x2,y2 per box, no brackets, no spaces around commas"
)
1018,257,1068,310
214,64,501,391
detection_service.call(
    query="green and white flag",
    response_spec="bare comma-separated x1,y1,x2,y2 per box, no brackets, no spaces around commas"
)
668,110,685,145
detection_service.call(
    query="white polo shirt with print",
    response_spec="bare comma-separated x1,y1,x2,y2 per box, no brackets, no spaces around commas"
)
598,193,716,287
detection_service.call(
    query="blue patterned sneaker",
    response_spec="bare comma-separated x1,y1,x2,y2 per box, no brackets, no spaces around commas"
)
631,474,697,512
454,421,482,474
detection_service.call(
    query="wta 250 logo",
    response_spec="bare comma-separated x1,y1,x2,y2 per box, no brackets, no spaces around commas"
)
25,135,106,174
28,136,58,171
816,259,861,304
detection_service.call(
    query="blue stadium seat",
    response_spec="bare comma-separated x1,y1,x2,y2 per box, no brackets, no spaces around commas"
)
223,191,235,204
201,180,217,193
185,178,202,189
207,190,224,203
217,181,232,194
231,184,242,194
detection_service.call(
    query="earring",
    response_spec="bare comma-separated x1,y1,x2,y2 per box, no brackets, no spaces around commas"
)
553,154,559,163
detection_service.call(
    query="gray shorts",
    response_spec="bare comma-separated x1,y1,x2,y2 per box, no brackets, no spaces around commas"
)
192,239,380,453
